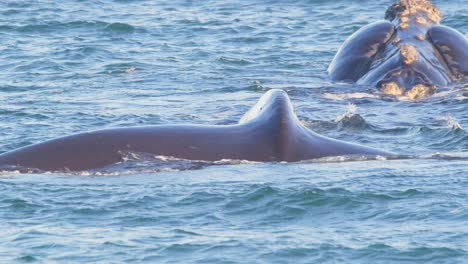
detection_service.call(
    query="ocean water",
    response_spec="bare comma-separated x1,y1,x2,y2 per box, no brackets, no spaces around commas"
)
0,0,467,262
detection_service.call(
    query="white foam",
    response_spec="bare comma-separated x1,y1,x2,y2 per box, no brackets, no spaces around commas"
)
436,114,463,130
335,103,358,122
323,92,379,100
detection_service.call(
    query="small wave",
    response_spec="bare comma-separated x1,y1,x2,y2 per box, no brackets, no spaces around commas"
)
247,81,267,91
335,103,371,130
223,185,306,222
16,256,37,262
301,154,413,163
435,114,463,130
16,21,108,33
421,125,467,150
221,184,445,228
101,63,141,75
422,153,468,161
371,122,466,151
218,56,255,66
221,36,272,44
52,46,114,62
336,103,357,120
2,21,140,35
352,244,465,262
1,197,45,212
0,109,50,120
103,22,135,34
13,59,66,73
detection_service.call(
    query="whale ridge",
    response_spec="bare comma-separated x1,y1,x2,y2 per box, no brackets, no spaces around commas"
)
0,89,391,172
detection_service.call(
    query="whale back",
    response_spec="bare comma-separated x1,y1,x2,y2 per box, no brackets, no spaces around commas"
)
239,89,298,125
0,89,391,171
237,89,302,160
238,89,389,161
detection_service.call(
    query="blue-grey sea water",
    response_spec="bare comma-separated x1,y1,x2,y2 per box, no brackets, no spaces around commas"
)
0,0,467,262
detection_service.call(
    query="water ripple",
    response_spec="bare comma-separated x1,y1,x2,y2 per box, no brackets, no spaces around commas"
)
0,0,467,263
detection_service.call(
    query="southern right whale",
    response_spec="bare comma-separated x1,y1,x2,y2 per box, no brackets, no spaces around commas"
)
328,0,468,99
0,89,390,172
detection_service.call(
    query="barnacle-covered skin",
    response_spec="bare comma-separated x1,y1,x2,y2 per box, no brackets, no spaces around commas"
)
329,0,468,99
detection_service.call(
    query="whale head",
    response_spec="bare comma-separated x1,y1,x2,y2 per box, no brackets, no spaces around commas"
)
360,0,454,99
328,0,463,100
385,0,442,24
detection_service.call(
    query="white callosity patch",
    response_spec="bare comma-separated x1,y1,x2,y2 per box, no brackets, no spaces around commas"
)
399,44,419,65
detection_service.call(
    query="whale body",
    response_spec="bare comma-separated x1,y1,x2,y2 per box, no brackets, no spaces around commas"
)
0,89,390,172
328,0,468,99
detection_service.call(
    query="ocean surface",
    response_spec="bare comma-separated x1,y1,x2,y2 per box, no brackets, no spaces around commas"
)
0,0,467,262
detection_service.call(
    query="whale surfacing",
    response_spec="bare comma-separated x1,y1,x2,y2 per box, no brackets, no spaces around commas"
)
328,0,468,99
0,89,390,172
